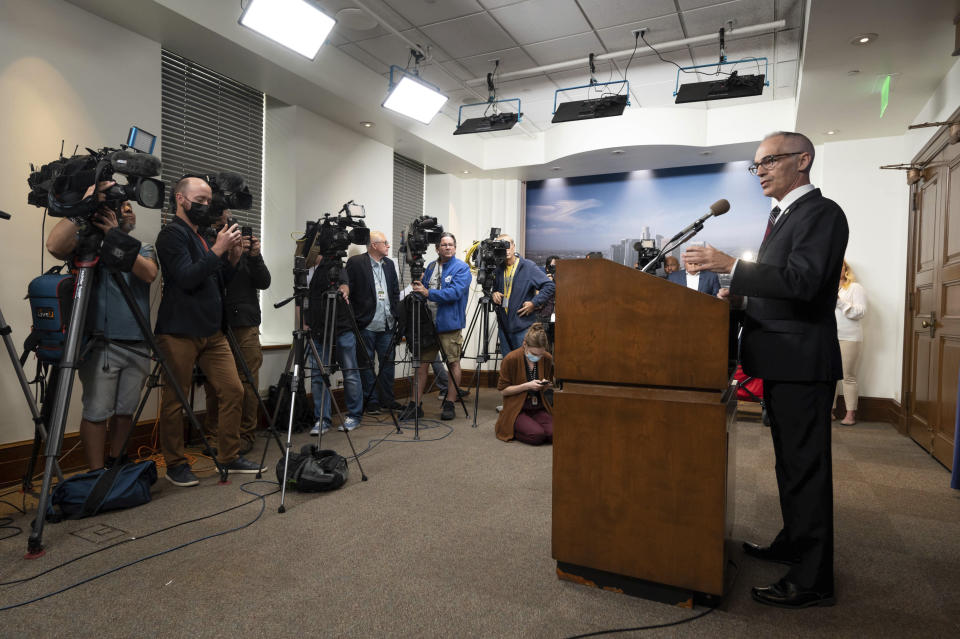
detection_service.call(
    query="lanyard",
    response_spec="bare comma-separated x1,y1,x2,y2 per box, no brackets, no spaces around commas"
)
504,261,517,304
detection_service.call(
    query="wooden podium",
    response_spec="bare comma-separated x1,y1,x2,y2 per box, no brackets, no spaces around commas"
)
551,259,737,599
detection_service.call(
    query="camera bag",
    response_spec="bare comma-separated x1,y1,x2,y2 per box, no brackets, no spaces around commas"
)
275,445,348,492
24,266,75,364
45,460,158,522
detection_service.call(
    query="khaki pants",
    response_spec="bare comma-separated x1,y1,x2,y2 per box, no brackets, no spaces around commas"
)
835,339,861,411
204,326,263,448
157,332,242,467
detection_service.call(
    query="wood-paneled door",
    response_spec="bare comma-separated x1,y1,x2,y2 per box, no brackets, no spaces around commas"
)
905,131,960,470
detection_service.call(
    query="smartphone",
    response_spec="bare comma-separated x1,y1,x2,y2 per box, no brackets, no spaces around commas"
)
242,226,253,252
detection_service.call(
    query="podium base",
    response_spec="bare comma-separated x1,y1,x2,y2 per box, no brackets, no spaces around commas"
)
556,562,722,609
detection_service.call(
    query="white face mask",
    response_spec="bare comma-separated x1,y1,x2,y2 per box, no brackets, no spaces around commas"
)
524,351,541,363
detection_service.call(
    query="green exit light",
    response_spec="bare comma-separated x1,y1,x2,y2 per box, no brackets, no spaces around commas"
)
880,75,891,117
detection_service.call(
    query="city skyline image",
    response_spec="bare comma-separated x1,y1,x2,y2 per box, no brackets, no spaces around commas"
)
525,161,772,266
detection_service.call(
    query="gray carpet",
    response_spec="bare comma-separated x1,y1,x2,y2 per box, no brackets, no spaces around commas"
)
1,392,959,638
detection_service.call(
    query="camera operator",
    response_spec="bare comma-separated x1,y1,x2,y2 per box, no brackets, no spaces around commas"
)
407,232,470,421
154,176,265,486
491,235,555,357
343,231,401,414
304,256,363,435
45,191,157,470
202,211,271,455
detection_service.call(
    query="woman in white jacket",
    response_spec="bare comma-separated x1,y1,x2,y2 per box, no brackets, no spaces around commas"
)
836,260,867,425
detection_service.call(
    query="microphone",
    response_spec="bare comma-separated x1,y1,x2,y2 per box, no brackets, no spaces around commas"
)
667,199,730,243
110,150,161,177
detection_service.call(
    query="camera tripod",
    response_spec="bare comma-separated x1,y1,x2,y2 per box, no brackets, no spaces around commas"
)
462,287,513,428
26,226,225,557
267,256,391,513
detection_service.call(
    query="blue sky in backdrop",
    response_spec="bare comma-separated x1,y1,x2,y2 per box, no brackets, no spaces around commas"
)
525,161,771,259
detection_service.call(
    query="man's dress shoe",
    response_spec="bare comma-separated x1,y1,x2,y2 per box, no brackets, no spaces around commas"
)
742,541,800,565
751,578,835,608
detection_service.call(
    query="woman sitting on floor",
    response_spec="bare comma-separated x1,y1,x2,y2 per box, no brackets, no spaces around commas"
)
495,323,554,445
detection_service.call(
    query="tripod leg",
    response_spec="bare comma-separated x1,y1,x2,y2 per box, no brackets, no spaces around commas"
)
223,325,284,456
109,272,226,481
258,344,296,475
27,265,96,557
278,335,305,513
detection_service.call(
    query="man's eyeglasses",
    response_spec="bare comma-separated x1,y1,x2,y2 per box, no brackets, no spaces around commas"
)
747,152,803,175
372,240,390,246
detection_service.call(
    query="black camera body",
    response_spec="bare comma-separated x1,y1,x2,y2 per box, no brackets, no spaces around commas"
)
28,146,165,218
473,227,510,291
296,202,370,290
402,215,444,281
633,238,660,268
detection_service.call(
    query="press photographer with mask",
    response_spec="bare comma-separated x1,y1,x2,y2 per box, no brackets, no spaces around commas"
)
46,191,158,470
491,234,554,356
202,210,271,455
154,176,265,486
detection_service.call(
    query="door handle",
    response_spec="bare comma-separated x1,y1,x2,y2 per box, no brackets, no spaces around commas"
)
922,311,936,338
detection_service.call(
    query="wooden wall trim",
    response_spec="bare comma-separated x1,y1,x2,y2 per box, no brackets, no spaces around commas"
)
0,369,499,489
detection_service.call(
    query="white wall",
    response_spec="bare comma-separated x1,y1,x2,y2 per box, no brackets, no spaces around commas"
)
816,136,910,401
0,0,161,445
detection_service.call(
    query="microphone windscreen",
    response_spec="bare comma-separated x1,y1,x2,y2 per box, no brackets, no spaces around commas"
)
215,171,246,192
110,150,161,177
710,199,731,216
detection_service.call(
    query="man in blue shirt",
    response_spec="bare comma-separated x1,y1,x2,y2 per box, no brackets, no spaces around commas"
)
492,234,555,356
45,200,157,471
408,232,471,420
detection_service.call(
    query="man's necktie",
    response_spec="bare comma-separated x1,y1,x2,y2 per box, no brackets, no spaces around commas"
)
763,206,781,242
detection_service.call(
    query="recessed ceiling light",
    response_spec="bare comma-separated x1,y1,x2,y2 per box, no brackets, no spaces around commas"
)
700,150,712,156
850,33,878,46
551,166,561,171
825,130,838,135
360,121,374,128
462,170,470,174
611,149,625,155
334,7,378,31
848,69,861,75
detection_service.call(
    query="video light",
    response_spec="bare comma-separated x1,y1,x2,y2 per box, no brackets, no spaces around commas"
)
239,0,336,61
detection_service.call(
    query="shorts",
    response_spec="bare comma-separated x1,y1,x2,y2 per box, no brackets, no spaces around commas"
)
421,330,463,364
77,341,151,422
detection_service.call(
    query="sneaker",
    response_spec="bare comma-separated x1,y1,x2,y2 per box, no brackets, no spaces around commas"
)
365,404,382,415
165,463,199,487
399,401,424,420
441,400,455,420
339,416,361,432
224,456,267,474
387,401,405,410
310,421,330,436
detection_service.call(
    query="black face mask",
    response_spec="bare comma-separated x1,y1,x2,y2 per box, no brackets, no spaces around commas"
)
184,200,215,227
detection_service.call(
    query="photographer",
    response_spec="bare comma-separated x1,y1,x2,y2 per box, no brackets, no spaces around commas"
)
407,232,470,421
305,256,363,435
202,211,271,455
154,176,265,486
491,235,555,357
45,193,157,470
343,231,401,414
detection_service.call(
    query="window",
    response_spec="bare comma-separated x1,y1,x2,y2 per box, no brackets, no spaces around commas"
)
392,153,425,285
160,49,264,235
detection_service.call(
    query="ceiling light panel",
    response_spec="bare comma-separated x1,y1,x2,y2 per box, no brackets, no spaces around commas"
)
239,0,336,60
383,75,448,124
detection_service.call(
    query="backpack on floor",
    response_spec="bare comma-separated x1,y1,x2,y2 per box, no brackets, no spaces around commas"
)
276,445,348,493
46,460,158,522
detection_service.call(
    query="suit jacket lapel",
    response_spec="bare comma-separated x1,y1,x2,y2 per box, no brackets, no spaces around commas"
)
759,188,822,259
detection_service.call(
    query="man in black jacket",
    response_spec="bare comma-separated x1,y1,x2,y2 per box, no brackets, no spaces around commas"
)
155,176,266,486
203,215,271,455
343,231,400,414
684,131,847,608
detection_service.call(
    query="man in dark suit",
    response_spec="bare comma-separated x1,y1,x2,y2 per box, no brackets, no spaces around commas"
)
684,131,848,609
666,251,721,296
343,230,401,414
